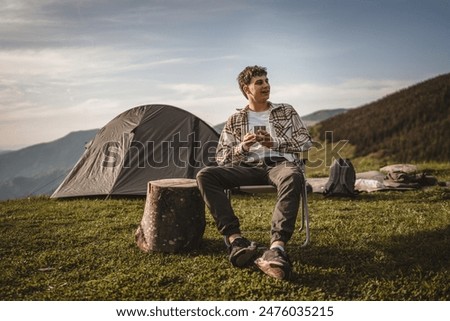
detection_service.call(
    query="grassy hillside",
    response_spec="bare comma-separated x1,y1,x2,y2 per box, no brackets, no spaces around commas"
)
1,162,449,301
314,73,450,163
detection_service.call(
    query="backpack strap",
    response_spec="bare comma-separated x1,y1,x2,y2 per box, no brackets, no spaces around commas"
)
323,159,340,195
339,158,356,195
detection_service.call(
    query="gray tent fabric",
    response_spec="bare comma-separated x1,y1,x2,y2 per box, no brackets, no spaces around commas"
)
51,104,219,198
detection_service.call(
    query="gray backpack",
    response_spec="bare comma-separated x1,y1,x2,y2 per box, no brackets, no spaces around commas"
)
323,158,357,197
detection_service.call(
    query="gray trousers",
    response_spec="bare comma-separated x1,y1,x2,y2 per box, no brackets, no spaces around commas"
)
196,161,305,245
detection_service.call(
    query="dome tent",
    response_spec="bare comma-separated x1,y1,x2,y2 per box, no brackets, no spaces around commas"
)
51,104,219,198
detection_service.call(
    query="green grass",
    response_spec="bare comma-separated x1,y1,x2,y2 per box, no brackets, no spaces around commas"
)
1,165,449,301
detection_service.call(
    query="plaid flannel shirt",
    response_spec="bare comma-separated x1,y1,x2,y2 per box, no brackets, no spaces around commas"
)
216,102,312,166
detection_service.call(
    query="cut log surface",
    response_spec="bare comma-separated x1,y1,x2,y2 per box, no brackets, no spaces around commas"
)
135,178,205,253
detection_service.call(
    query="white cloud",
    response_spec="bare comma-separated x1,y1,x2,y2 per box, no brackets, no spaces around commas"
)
159,83,211,95
0,0,61,30
271,78,415,114
0,49,74,77
0,96,124,149
0,47,150,79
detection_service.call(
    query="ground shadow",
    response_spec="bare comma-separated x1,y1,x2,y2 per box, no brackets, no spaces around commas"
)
289,225,450,299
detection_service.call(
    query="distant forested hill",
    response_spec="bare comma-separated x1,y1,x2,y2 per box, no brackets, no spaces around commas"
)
0,129,98,200
301,108,348,126
315,73,450,162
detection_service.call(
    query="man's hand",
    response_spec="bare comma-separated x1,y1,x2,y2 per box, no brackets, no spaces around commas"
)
256,129,274,148
242,132,257,152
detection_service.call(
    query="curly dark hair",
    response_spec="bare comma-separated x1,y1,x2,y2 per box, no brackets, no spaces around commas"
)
237,65,267,98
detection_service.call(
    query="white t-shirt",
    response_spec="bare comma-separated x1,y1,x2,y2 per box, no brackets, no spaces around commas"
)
247,109,294,162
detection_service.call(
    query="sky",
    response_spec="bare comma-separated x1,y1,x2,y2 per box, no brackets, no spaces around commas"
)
0,0,449,150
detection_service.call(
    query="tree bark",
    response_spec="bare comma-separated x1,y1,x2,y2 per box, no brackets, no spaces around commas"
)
135,178,205,253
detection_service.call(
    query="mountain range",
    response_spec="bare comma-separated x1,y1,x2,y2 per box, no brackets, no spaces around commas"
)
0,129,97,200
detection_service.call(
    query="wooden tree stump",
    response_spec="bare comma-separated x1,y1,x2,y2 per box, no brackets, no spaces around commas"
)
135,178,205,253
